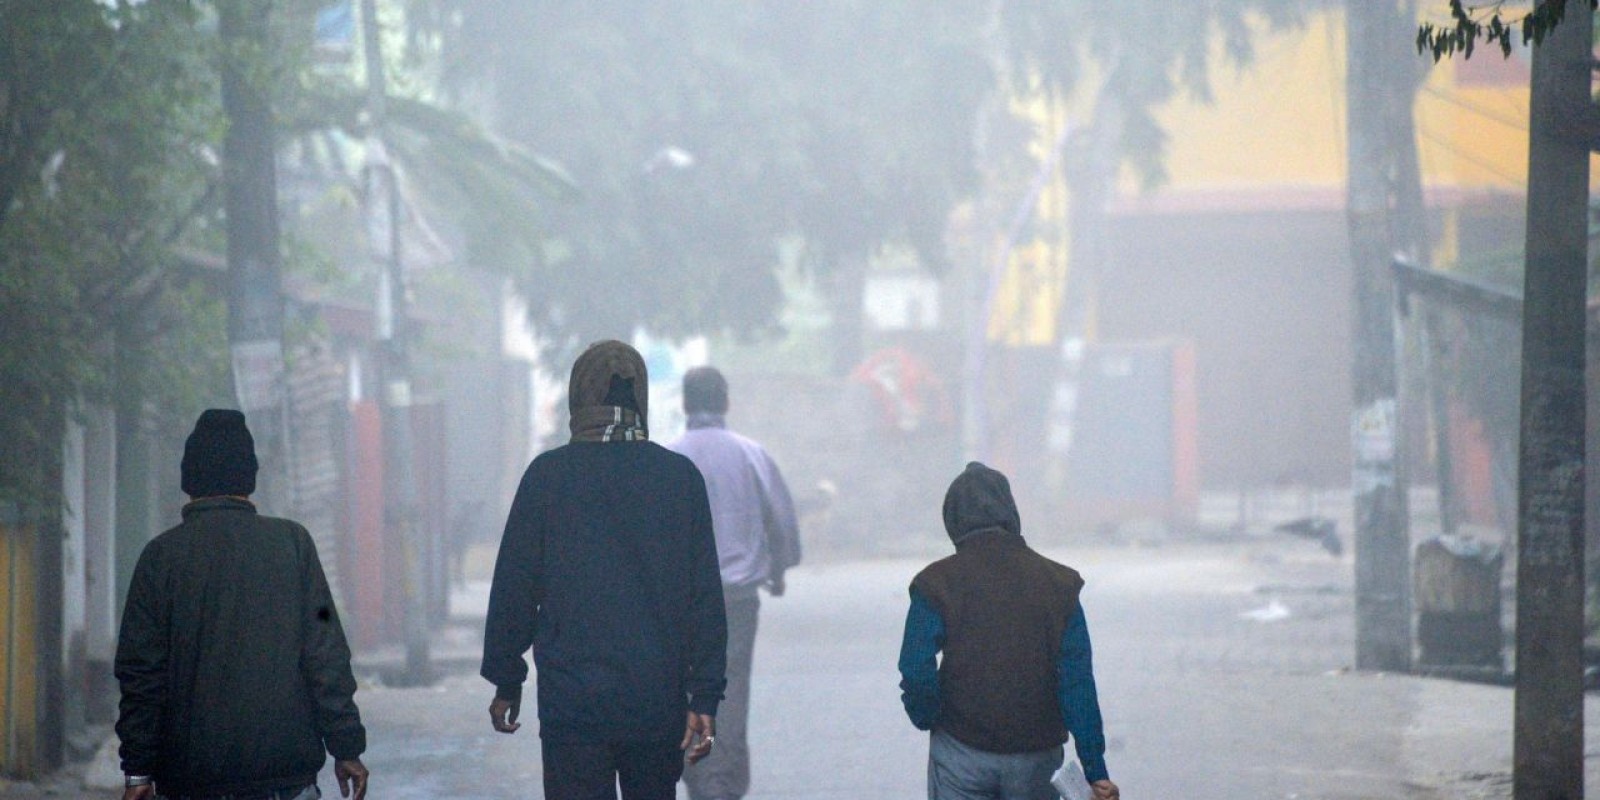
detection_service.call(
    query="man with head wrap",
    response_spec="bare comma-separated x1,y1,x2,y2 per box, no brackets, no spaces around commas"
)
897,462,1119,800
481,340,728,800
115,409,369,800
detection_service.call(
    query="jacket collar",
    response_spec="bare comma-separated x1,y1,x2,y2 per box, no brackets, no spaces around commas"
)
953,527,1026,552
181,495,257,519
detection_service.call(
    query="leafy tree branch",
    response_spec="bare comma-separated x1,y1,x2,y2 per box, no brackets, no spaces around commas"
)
1417,0,1597,61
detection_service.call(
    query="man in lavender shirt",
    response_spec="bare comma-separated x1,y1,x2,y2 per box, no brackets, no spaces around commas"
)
668,366,802,800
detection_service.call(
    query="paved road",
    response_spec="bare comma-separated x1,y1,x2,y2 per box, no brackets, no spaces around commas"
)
16,536,1600,799
336,537,1599,799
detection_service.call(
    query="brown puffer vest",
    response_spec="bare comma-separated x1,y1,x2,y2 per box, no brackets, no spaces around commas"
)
911,462,1084,753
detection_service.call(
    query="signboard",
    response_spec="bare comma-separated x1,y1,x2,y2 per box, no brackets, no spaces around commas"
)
231,339,285,412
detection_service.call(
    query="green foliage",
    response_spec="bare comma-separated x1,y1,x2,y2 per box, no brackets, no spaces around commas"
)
0,0,568,507
1418,0,1598,61
0,0,236,506
0,1,347,507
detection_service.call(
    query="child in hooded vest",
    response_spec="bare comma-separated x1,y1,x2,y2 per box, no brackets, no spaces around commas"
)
897,462,1119,800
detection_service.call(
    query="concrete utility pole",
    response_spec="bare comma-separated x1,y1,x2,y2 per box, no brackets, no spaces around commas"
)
218,0,290,513
360,0,430,684
1344,0,1415,672
1513,1,1592,795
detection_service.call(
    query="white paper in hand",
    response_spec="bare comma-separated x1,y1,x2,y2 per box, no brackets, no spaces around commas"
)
1051,759,1092,800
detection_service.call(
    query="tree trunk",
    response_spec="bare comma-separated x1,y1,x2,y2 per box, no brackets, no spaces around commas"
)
360,0,432,684
1512,1,1592,796
1062,82,1120,350
218,0,289,513
1345,0,1413,672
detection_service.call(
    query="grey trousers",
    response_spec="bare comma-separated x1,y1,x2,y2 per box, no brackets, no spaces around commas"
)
684,589,760,800
927,729,1062,800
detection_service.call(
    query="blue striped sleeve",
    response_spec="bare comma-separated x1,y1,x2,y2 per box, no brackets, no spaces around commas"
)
897,587,944,730
1059,603,1109,783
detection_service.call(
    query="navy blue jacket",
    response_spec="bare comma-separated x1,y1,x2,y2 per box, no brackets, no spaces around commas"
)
480,441,727,742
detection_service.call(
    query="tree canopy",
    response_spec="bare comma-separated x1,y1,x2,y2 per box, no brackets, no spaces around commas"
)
0,0,568,508
0,0,235,508
439,1,1307,347
442,1,993,344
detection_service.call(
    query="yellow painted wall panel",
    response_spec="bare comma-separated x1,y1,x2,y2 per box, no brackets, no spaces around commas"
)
1143,9,1599,201
0,523,38,778
1153,15,1351,192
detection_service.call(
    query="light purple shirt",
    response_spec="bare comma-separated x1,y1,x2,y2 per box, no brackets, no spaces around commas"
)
668,415,801,588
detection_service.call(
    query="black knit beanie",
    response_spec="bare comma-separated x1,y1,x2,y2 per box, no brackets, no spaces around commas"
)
181,409,258,498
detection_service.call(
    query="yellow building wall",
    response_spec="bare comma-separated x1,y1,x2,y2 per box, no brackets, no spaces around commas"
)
1151,8,1596,203
1153,14,1353,195
984,8,1592,348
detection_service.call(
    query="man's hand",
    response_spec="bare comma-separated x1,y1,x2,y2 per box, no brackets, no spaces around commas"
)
489,695,522,734
121,785,155,800
1091,778,1120,800
335,758,369,800
765,572,786,597
679,711,716,765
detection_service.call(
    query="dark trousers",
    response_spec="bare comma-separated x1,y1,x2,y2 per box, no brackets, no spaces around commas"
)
158,787,318,800
541,739,685,800
683,589,760,800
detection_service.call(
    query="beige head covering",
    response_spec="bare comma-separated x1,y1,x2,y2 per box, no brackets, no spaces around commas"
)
568,340,649,442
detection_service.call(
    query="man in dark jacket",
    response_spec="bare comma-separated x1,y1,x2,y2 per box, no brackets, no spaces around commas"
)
667,366,801,800
115,409,369,800
481,340,727,800
897,462,1118,800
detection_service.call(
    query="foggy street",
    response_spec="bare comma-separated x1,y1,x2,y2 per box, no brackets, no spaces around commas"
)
260,539,1600,799
7,3,1600,798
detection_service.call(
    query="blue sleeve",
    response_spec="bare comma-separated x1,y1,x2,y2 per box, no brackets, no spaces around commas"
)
897,587,944,730
1059,603,1109,783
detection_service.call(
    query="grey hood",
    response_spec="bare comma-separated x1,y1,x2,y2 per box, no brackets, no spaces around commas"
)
941,461,1022,546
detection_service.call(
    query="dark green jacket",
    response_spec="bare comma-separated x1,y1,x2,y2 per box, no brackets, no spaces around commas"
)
115,497,365,797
